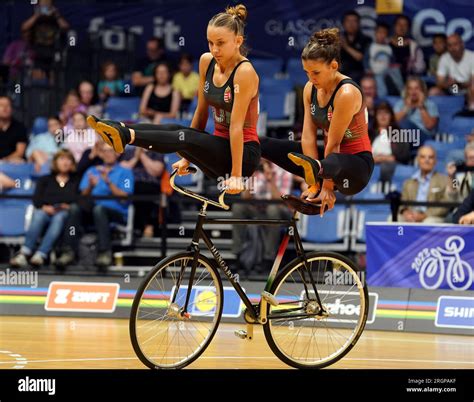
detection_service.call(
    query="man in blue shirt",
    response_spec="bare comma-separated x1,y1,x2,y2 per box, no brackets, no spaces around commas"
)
57,143,134,268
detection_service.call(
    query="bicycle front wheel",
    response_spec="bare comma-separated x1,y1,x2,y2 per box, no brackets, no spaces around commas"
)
130,252,223,369
263,251,368,369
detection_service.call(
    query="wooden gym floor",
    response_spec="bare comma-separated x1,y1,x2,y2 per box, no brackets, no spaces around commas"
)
0,316,472,369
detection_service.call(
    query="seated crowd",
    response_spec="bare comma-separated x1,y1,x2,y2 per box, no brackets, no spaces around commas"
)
1,8,474,272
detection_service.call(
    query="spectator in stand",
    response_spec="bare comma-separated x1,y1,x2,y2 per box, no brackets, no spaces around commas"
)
370,102,411,181
453,189,474,224
232,160,292,274
56,144,134,268
132,37,168,95
139,62,181,123
62,111,95,163
98,61,125,102
428,34,447,78
172,53,200,113
446,142,474,202
360,75,379,129
10,149,79,268
120,147,165,237
2,29,35,82
59,90,86,129
78,80,102,117
0,96,27,162
394,77,439,142
339,10,371,84
20,0,70,81
367,22,404,97
26,115,61,171
430,33,474,115
390,15,425,79
399,146,449,223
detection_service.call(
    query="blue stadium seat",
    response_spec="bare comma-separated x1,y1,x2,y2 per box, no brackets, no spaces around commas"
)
0,162,34,183
430,95,464,115
350,203,391,251
31,116,49,135
31,163,51,178
445,148,465,164
103,97,141,121
450,116,474,137
352,164,383,199
286,58,308,86
0,201,30,236
434,96,466,133
424,140,449,161
371,164,381,182
300,205,349,251
250,58,283,79
259,78,295,125
390,164,417,192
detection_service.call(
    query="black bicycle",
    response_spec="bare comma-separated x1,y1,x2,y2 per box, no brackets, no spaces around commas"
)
130,168,369,369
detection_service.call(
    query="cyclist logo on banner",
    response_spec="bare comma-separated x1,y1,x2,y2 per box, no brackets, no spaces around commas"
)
366,224,474,291
411,236,473,291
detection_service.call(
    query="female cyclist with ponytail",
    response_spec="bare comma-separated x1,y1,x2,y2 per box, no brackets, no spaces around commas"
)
261,28,374,215
88,4,260,194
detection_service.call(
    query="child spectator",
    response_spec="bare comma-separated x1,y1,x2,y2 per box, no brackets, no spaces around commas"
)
59,90,87,128
428,34,447,78
98,61,125,101
62,111,95,162
368,22,404,97
26,115,61,171
78,80,103,117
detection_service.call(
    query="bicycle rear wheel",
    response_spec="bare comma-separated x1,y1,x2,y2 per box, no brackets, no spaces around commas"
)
130,252,223,369
263,251,368,369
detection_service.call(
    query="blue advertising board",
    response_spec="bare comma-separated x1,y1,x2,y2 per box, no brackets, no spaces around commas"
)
366,223,474,291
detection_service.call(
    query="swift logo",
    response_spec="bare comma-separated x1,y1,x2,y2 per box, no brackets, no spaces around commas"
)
45,282,120,313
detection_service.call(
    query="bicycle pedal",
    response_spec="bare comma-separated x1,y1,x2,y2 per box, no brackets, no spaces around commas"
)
234,329,248,339
261,291,279,306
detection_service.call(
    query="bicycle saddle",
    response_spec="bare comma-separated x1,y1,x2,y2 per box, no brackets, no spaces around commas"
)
281,194,328,215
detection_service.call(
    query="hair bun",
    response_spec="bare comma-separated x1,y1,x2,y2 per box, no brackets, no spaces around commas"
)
311,27,340,47
226,4,248,22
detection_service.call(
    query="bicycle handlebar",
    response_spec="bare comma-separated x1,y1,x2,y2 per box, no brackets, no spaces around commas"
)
169,168,230,210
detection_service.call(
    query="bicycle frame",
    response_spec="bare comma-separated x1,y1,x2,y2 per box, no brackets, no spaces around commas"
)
168,169,325,324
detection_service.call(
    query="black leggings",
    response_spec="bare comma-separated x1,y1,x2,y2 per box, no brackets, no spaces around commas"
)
260,137,374,195
125,123,261,180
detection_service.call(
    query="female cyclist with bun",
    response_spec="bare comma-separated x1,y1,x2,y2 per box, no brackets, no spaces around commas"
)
88,4,260,194
261,28,374,215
